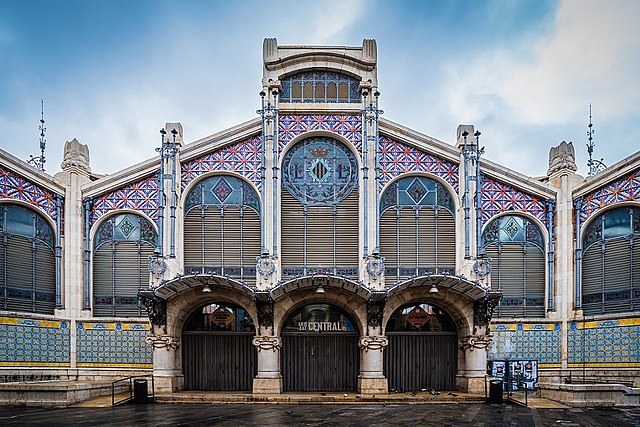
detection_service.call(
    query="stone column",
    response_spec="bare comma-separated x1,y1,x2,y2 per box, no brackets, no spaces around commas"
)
146,333,183,392
458,334,492,393
252,335,283,393
358,335,388,394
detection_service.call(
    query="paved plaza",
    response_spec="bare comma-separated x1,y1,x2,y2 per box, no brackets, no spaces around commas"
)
1,403,639,426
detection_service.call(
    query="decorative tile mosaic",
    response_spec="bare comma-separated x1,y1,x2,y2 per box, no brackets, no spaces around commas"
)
92,175,159,225
567,318,640,366
488,323,561,366
0,317,70,366
0,165,60,222
76,321,152,367
481,178,547,227
579,168,640,221
181,136,262,190
378,136,459,192
278,114,363,151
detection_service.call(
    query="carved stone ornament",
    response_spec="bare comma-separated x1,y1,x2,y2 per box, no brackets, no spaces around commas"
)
256,256,276,278
473,291,502,331
60,138,91,174
139,290,167,327
459,334,493,351
547,141,577,176
358,336,389,352
473,257,492,277
256,300,274,328
252,336,282,352
367,300,385,328
366,255,385,278
145,334,180,350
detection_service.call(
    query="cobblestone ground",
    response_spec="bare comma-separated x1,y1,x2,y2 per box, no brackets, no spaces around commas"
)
1,403,639,426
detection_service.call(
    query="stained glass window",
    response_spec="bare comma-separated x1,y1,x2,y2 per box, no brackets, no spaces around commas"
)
0,204,56,314
280,71,361,103
93,213,157,317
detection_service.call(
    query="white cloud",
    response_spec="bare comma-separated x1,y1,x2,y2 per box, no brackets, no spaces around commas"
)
310,0,365,43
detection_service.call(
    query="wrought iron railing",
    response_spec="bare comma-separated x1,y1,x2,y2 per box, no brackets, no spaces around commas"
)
111,375,155,406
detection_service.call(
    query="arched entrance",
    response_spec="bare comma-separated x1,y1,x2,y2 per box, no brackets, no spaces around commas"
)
182,302,257,390
281,303,360,391
384,303,457,391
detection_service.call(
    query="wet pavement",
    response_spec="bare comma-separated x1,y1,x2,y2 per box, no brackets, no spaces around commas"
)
1,403,640,426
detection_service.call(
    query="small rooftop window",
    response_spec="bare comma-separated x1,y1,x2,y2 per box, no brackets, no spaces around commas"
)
280,71,361,103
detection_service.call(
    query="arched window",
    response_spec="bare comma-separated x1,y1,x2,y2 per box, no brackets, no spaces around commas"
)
482,215,545,317
93,213,157,317
281,137,359,279
582,206,640,315
183,175,260,285
379,177,456,283
279,71,361,103
0,204,55,314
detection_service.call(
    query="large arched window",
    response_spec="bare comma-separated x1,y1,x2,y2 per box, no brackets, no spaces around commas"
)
379,176,456,283
280,137,359,279
93,213,157,317
0,204,55,314
279,71,361,103
482,215,545,317
582,206,640,315
184,175,260,285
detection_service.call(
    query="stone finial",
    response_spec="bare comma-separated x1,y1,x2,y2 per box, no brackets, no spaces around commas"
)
263,38,278,62
547,141,577,176
60,138,91,174
165,122,184,147
362,39,377,61
456,124,475,148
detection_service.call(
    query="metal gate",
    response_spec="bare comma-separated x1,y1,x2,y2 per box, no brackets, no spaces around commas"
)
281,333,359,391
182,332,256,391
384,332,457,391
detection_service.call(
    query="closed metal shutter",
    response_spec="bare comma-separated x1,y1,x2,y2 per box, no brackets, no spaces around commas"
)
379,209,398,280
5,235,34,312
582,243,604,314
34,241,56,313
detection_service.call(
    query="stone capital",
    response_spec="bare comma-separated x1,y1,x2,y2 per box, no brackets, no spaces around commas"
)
459,334,493,351
252,336,282,352
145,334,180,350
358,336,388,352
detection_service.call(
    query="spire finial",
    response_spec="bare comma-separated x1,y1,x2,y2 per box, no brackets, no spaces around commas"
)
28,99,47,171
586,104,606,176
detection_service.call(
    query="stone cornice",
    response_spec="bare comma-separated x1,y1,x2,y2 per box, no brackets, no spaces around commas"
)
0,147,65,195
573,150,640,198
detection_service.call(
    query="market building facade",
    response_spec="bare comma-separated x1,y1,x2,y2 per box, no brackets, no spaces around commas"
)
1,39,639,400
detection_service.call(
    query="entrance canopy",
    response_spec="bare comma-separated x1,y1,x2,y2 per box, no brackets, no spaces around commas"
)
387,274,488,301
152,274,255,300
268,275,372,301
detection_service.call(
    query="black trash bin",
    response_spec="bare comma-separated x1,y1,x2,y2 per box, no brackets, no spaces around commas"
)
488,379,503,404
133,379,148,404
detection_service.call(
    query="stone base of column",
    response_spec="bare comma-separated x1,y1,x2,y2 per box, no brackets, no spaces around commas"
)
154,374,184,393
456,373,486,394
358,376,388,394
252,376,283,394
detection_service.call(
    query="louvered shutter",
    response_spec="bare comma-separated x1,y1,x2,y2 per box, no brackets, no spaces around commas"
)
436,209,456,271
334,192,359,276
6,235,34,312
34,241,56,313
281,190,305,276
379,210,398,282
524,245,545,317
582,243,604,315
184,207,204,273
203,206,223,271
417,208,436,270
241,209,261,285
93,244,115,316
603,238,632,313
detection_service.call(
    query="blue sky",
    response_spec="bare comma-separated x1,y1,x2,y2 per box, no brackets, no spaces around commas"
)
1,0,638,177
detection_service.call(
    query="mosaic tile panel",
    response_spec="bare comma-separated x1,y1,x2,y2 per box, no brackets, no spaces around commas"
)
181,136,262,190
481,178,547,227
378,136,459,193
488,323,561,366
579,168,640,221
278,114,363,151
567,318,640,366
0,165,60,222
76,321,152,367
0,317,70,366
92,175,159,225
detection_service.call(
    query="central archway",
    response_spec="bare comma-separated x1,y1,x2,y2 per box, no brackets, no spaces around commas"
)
384,303,457,391
281,303,360,391
182,302,257,391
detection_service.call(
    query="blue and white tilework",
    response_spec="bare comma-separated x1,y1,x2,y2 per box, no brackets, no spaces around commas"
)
76,322,152,367
0,317,70,366
488,323,561,366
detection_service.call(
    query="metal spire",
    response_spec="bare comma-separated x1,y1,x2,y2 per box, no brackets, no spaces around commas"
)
28,99,47,171
586,104,605,176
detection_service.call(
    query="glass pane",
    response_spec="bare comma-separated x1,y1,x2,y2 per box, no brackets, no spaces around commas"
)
327,82,337,99
184,303,255,332
4,205,34,238
292,82,302,99
603,207,631,239
283,303,357,333
338,82,348,99
314,82,326,100
386,303,456,332
303,82,313,99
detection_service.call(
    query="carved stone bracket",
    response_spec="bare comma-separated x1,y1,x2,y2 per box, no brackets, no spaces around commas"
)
459,334,493,351
145,334,180,350
252,336,282,352
367,299,385,329
256,299,274,328
358,336,389,352
139,290,167,327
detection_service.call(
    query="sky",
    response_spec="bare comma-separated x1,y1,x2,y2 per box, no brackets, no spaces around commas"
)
1,0,639,178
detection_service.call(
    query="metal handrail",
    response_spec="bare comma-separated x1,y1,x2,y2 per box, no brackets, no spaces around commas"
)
111,375,155,406
506,378,528,407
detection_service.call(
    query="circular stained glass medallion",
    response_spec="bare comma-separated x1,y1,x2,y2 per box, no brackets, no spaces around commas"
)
282,136,358,206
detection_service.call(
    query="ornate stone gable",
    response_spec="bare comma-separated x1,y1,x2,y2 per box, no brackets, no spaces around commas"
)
378,135,459,193
91,175,159,225
481,177,547,227
181,136,262,190
0,165,60,222
579,168,640,221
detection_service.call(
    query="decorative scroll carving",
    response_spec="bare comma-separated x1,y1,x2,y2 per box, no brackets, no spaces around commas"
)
252,336,282,352
459,335,493,351
474,291,502,333
145,334,180,350
366,254,385,278
367,299,385,328
256,299,274,328
139,290,167,327
256,255,276,278
547,141,577,176
358,336,389,352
